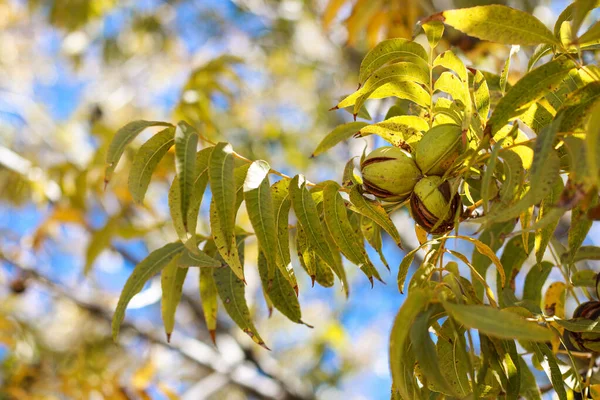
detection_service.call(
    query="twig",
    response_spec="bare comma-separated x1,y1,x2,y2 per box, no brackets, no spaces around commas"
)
195,131,316,186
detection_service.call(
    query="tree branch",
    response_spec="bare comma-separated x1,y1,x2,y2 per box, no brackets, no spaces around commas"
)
0,252,313,400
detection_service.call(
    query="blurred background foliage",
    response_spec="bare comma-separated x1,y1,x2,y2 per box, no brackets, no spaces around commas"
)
0,0,582,399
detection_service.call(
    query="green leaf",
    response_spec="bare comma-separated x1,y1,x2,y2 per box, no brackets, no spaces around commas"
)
174,121,199,231
523,261,553,307
481,138,505,214
323,182,381,285
257,251,302,323
448,250,498,307
295,225,316,281
390,289,431,399
471,221,515,299
352,62,430,114
482,121,561,225
360,215,389,270
571,245,600,262
436,320,471,397
209,200,244,281
554,2,576,37
555,318,600,333
499,150,524,205
349,185,402,247
443,302,554,342
473,70,490,124
199,243,219,343
518,102,554,134
556,82,600,132
487,58,575,136
578,20,600,45
437,5,559,46
337,81,431,110
128,127,175,204
312,122,368,157
518,356,542,400
85,215,119,275
434,71,470,108
112,242,185,340
244,161,278,280
411,307,456,396
358,38,428,85
535,179,564,266
289,175,337,271
397,245,423,294
161,254,188,341
168,179,188,244
321,219,350,297
433,50,467,82
527,44,553,71
209,142,236,252
233,163,250,212
105,120,172,184
422,21,444,49
571,269,597,286
500,45,520,94
498,236,534,306
586,101,600,188
567,197,597,263
449,235,506,289
213,246,268,349
532,343,567,400
572,0,600,35
271,179,298,291
177,247,222,268
185,147,213,251
357,116,427,151
314,255,335,288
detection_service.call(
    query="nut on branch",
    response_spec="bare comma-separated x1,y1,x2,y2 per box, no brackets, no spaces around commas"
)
564,301,600,353
415,124,463,175
360,147,422,202
410,176,461,234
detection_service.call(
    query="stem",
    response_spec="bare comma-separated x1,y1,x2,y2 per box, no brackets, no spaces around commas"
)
196,132,316,186
428,44,434,128
549,241,581,305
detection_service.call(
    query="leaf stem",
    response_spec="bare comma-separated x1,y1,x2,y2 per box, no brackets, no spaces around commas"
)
195,131,316,186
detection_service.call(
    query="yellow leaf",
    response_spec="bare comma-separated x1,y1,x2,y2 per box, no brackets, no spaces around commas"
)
158,383,180,400
366,10,387,48
415,224,427,246
131,361,155,391
323,0,349,30
544,281,566,352
590,384,600,400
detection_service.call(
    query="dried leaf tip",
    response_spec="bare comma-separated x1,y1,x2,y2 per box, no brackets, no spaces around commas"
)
166,332,172,343
311,275,316,287
258,342,271,351
209,330,217,346
328,105,339,111
421,12,445,24
301,320,314,329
